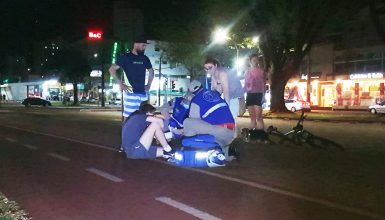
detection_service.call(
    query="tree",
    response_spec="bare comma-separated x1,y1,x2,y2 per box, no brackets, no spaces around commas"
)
249,0,363,112
369,0,385,45
157,42,205,80
45,49,90,105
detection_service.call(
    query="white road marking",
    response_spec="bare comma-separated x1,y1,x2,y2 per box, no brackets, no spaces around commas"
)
155,160,383,220
1,124,382,219
47,153,70,161
85,167,124,183
5,137,16,143
23,144,38,150
155,197,221,220
2,125,116,152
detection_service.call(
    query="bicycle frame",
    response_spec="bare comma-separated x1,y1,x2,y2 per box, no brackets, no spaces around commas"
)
284,110,306,136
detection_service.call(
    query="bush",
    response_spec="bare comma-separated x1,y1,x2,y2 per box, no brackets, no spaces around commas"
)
0,193,31,220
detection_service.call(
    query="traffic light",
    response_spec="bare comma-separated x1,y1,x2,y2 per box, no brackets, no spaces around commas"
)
171,80,176,90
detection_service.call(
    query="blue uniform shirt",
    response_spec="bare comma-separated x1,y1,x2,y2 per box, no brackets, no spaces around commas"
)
116,52,152,93
122,113,149,147
190,89,234,126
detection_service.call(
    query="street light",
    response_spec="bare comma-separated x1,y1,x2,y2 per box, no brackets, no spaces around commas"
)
212,27,261,76
212,27,240,75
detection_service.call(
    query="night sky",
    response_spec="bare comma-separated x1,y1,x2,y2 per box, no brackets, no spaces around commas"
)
0,0,204,62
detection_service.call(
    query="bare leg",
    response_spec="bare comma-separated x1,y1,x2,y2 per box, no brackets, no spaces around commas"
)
255,105,264,130
248,105,257,129
139,122,169,150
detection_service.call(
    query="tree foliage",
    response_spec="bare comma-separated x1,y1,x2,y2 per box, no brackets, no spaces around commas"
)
369,0,385,45
44,49,90,105
158,42,205,80
249,0,363,112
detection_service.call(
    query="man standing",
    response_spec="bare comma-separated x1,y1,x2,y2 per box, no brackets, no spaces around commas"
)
109,36,154,119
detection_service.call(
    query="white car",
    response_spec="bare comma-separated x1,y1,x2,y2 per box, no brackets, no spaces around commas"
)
368,100,385,114
109,98,121,105
285,99,311,112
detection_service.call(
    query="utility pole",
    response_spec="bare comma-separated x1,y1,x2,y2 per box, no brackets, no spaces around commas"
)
101,46,105,107
157,51,163,106
87,29,104,107
307,54,311,103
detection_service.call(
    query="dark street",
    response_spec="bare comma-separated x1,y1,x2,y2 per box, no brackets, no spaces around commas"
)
1,106,384,219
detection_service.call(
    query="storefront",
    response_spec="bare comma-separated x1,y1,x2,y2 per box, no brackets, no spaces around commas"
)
333,72,385,109
285,72,385,109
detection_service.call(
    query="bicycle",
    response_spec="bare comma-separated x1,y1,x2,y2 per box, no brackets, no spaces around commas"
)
266,110,345,151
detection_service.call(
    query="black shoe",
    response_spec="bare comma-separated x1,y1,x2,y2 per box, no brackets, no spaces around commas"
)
228,143,240,158
241,128,250,143
163,150,175,159
118,147,126,157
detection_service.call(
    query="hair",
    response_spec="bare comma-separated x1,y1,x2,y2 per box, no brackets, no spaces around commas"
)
249,53,259,60
204,57,221,67
123,102,156,125
138,102,156,113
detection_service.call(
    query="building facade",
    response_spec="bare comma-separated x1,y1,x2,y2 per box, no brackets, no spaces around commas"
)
286,8,385,109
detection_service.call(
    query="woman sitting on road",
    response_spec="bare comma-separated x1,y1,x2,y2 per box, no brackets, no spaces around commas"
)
122,103,174,159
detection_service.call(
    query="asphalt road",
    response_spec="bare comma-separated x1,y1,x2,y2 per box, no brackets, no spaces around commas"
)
1,106,384,219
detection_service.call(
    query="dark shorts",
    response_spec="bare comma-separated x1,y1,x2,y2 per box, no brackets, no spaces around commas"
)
246,93,263,107
125,140,157,159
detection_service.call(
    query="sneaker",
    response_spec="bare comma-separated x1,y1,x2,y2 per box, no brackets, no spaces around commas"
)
163,150,175,159
228,143,240,158
241,128,250,143
118,147,126,157
118,147,125,153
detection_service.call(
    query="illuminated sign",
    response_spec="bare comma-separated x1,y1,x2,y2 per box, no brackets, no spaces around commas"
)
349,72,384,80
90,70,102,77
301,74,308,80
88,30,103,40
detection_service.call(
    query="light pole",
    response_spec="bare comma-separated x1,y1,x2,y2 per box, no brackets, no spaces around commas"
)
213,28,240,73
157,51,164,106
212,27,260,76
87,29,104,107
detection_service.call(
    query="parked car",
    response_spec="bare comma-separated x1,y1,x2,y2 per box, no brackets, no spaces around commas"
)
285,99,311,112
22,97,52,107
368,100,385,114
108,98,122,105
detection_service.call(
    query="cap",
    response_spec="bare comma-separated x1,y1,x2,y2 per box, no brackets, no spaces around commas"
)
188,80,202,93
134,36,148,44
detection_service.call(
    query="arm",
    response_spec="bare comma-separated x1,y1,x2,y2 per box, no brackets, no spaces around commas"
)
160,99,173,120
109,64,130,91
220,71,230,104
145,68,154,91
146,115,164,128
189,102,201,119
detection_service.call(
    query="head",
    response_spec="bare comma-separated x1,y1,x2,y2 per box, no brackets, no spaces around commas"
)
139,102,156,114
203,57,221,75
133,36,148,54
249,54,261,68
188,80,202,94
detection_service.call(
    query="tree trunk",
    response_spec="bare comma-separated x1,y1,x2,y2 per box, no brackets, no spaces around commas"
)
270,71,290,112
73,82,78,105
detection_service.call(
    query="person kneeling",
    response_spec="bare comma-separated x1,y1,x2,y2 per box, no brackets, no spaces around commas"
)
122,103,173,159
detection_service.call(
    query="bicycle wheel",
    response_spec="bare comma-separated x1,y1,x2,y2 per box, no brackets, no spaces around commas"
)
306,134,345,152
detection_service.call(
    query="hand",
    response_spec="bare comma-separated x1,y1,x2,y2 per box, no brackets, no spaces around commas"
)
119,82,130,91
145,84,151,92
